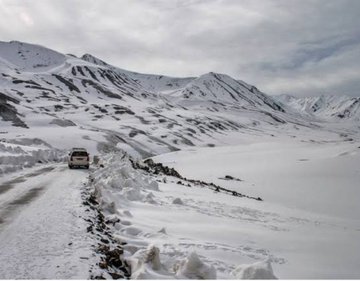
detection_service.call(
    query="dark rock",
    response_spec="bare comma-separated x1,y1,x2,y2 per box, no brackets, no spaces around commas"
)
101,238,110,244
109,272,123,279
92,274,106,280
99,261,108,269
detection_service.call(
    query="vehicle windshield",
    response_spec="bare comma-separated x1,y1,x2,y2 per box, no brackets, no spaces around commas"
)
72,151,88,157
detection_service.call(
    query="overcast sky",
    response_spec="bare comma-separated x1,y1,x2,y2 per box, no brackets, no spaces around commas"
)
0,0,359,96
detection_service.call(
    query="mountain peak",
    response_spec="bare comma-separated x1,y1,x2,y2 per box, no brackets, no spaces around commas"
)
81,53,109,67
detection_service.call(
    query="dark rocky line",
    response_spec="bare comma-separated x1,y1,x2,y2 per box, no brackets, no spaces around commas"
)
213,74,259,105
25,85,56,94
12,79,41,87
84,66,100,82
0,93,28,128
81,79,122,100
82,182,131,279
53,74,81,93
131,159,263,201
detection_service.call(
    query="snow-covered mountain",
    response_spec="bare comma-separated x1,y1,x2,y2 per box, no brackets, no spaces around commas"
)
0,40,323,158
276,94,360,121
1,40,359,160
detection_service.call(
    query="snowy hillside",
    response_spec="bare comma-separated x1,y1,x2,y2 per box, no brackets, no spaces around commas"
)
276,94,360,121
0,40,326,160
0,41,66,72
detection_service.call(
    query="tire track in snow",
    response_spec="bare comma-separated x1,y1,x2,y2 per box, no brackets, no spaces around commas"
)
0,166,55,195
0,166,56,228
0,186,45,227
0,165,95,279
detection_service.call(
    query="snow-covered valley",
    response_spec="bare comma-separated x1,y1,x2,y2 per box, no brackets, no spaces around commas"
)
0,40,360,279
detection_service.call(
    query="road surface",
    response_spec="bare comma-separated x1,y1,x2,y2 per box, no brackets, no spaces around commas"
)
0,163,95,279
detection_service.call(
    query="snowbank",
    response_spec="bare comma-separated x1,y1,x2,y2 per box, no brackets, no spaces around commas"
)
91,153,159,207
0,140,66,175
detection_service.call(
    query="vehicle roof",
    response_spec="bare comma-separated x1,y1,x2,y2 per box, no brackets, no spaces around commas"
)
70,147,87,151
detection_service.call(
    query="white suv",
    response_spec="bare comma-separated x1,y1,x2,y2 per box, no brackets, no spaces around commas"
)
68,148,90,169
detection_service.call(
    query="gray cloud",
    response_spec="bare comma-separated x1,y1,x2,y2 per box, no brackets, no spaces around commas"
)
0,0,359,96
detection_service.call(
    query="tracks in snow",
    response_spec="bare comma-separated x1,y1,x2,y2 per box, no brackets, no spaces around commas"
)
0,164,96,279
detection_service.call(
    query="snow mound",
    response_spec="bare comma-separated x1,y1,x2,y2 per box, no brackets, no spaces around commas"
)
92,153,159,207
175,252,217,279
231,260,277,279
172,197,184,205
131,248,216,279
130,245,172,279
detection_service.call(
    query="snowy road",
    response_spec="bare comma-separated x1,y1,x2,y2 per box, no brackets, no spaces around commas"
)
0,164,95,279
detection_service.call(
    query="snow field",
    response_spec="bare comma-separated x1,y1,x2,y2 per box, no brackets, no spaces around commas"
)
153,138,360,278
154,138,360,219
90,153,282,279
90,136,360,279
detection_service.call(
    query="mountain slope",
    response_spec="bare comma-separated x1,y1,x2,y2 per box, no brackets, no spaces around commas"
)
276,94,360,121
0,40,355,159
0,41,66,72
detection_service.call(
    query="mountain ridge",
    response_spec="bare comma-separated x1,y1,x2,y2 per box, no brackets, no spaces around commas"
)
276,94,360,120
0,40,358,157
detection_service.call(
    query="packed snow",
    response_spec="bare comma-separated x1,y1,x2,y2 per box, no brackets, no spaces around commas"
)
0,164,95,279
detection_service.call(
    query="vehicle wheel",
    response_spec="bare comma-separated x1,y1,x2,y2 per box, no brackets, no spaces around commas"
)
68,165,73,169
85,165,89,169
